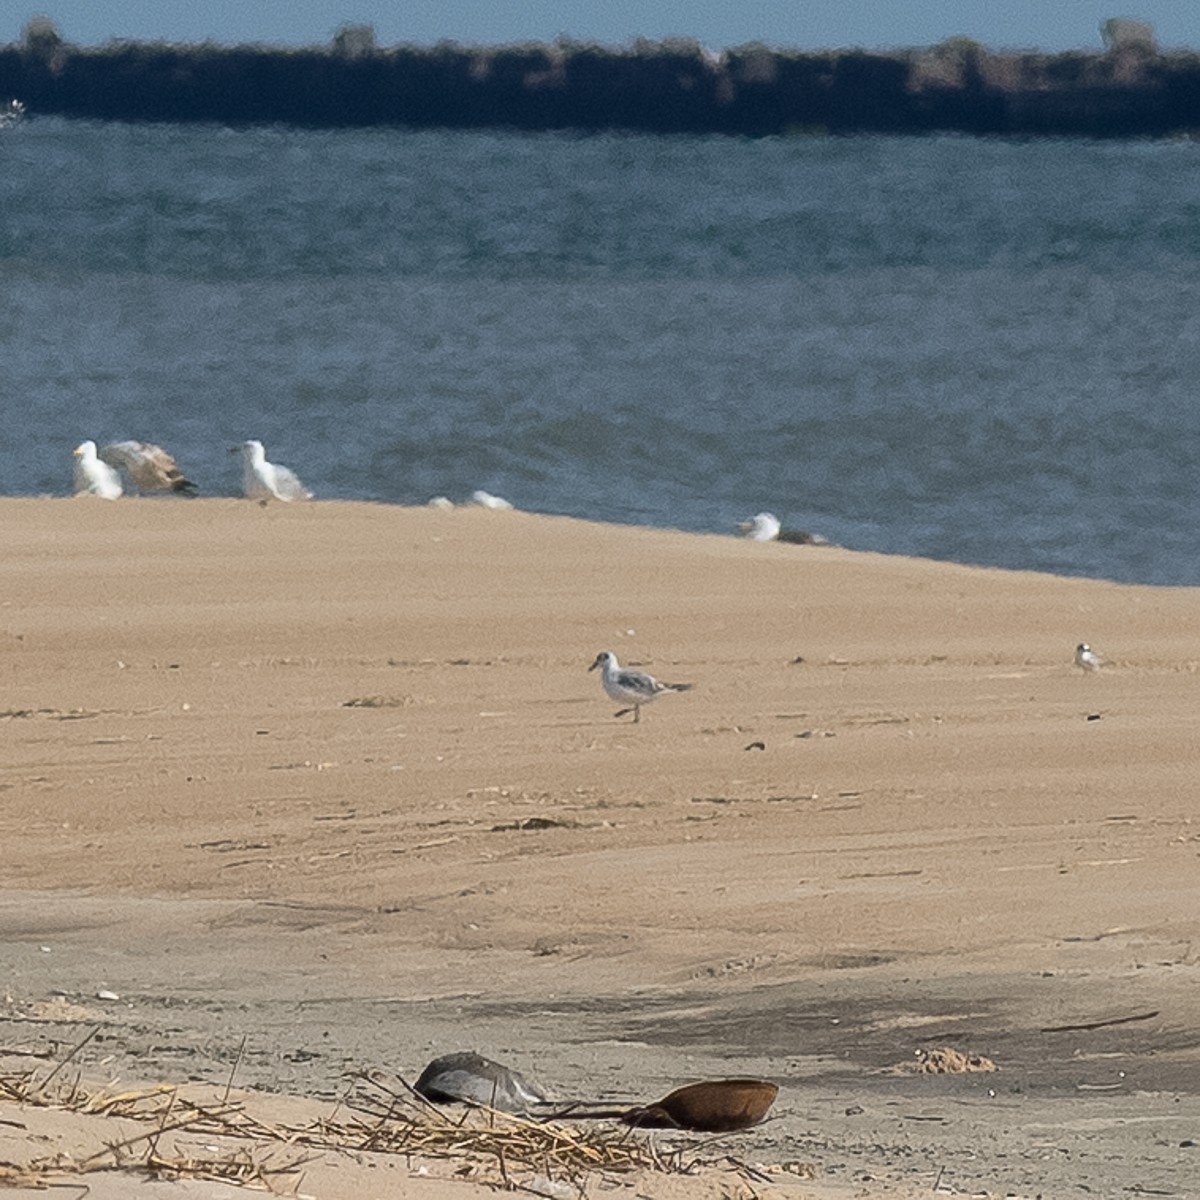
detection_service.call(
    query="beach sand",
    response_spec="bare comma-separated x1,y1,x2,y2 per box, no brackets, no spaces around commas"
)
2,498,1198,1198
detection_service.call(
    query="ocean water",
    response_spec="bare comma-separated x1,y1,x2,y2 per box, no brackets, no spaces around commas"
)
2,117,1199,584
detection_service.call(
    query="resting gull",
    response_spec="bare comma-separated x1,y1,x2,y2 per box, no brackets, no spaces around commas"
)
72,441,123,499
737,511,831,545
589,650,692,724
470,489,513,510
233,440,312,502
100,440,196,494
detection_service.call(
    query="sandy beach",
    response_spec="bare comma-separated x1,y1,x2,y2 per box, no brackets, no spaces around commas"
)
2,497,1198,1199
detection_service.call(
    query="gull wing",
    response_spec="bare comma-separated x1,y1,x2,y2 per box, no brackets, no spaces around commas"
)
270,464,312,501
101,440,197,493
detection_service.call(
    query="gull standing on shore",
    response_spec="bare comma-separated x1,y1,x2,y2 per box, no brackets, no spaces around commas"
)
100,440,197,494
72,441,123,499
1075,643,1105,671
589,650,692,723
233,440,312,502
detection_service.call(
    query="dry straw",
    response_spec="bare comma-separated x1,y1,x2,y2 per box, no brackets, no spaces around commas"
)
0,1052,727,1193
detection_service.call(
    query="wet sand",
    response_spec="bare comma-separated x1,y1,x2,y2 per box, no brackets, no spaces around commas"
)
2,498,1199,1198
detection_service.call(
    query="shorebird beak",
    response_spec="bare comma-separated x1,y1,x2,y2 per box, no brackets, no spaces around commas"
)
227,446,240,454
588,655,602,672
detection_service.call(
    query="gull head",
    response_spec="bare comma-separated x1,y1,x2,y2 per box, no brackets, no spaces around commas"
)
230,440,266,464
738,512,782,541
589,651,615,673
73,440,97,460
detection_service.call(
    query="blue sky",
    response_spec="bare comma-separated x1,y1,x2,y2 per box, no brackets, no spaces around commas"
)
5,2,1197,52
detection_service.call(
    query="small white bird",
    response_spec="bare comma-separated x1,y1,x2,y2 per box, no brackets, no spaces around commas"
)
100,440,196,494
471,490,513,510
1075,643,1105,671
233,440,312,502
72,441,123,499
589,650,692,723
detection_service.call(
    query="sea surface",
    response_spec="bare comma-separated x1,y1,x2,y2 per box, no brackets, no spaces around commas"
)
2,117,1199,584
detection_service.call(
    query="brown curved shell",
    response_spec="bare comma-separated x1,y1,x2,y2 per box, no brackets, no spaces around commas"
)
623,1078,778,1132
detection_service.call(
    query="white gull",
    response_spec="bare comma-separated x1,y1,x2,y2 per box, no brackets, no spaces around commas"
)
234,440,312,502
72,440,123,499
589,650,692,724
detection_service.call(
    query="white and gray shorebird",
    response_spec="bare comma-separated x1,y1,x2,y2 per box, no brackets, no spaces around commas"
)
232,439,312,502
100,440,196,494
1075,642,1105,671
589,650,692,723
72,440,123,499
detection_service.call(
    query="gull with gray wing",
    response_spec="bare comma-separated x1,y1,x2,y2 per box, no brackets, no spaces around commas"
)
233,439,312,502
589,650,692,723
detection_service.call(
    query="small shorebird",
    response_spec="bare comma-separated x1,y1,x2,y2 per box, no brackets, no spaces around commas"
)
100,440,196,494
232,440,312,502
72,440,123,499
589,650,692,723
1075,643,1105,671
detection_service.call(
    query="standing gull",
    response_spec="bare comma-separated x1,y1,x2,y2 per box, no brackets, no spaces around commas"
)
1075,643,1105,671
589,650,692,723
233,440,312,502
72,441,123,499
100,440,196,494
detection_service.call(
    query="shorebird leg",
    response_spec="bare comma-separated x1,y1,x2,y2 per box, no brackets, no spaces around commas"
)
614,707,632,719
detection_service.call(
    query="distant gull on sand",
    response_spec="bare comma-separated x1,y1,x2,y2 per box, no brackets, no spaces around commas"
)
232,440,312,502
589,650,692,724
1075,642,1105,671
470,490,513,510
100,440,196,494
736,511,831,545
72,441,123,499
